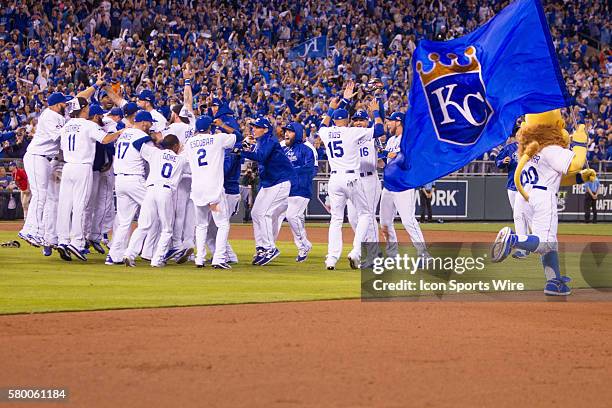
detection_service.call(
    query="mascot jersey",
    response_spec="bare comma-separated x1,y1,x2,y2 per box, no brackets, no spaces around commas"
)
520,145,574,195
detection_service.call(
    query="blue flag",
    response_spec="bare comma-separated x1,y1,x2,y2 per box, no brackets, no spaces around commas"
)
384,0,570,191
288,36,328,60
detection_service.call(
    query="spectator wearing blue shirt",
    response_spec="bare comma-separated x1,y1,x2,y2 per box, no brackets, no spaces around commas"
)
584,176,600,223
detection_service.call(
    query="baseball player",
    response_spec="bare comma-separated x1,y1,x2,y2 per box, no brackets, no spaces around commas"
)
56,100,123,261
105,110,159,265
317,81,383,270
277,121,317,262
204,103,244,265
241,116,295,266
495,133,529,259
136,90,167,134
183,116,236,269
123,134,187,267
492,110,595,296
346,109,382,243
379,112,429,258
19,91,70,247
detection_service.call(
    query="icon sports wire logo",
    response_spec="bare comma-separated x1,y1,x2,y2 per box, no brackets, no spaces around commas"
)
371,254,486,275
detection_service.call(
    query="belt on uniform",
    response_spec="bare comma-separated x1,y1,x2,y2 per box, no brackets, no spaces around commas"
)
360,171,374,177
147,184,171,189
33,154,59,162
331,170,355,174
532,185,547,191
116,173,143,177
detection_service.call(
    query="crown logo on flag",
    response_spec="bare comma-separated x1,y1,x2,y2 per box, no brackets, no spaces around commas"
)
416,46,480,86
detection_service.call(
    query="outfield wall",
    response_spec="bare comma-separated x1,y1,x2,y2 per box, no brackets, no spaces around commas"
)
304,176,612,222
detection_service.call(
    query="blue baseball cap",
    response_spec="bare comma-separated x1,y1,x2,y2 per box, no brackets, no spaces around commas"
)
387,111,405,122
251,117,271,129
88,104,107,117
134,110,157,123
137,89,155,105
196,115,213,132
47,92,70,106
109,107,124,118
123,102,139,116
212,98,223,107
283,123,298,132
332,109,349,120
352,110,369,120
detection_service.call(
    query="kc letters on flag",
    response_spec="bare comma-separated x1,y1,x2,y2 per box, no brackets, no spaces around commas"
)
384,0,571,191
288,36,328,60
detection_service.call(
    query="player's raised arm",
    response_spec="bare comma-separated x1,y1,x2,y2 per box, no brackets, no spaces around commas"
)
368,98,384,138
103,85,127,108
182,63,194,115
77,73,106,100
321,80,356,128
100,128,125,145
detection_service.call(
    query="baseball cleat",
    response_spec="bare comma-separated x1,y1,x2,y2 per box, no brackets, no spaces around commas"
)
212,262,232,269
325,256,337,270
326,265,336,270
151,262,165,268
18,232,41,248
56,245,73,262
258,248,280,266
175,248,194,264
252,247,266,265
42,246,53,257
88,240,106,254
491,227,515,263
163,248,181,262
347,253,361,270
512,250,529,259
65,244,87,261
195,262,206,268
296,248,310,263
544,277,572,296
123,257,136,267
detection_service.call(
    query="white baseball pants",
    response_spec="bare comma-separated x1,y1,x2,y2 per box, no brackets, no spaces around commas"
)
172,176,195,250
379,188,427,255
347,173,381,242
251,181,291,250
327,174,372,261
42,159,62,246
206,193,239,262
108,175,146,261
56,163,93,249
125,186,175,266
195,195,230,265
276,196,312,252
21,152,53,239
84,170,115,243
508,189,530,235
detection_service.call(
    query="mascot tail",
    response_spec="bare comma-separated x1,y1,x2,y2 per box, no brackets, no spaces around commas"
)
514,141,540,202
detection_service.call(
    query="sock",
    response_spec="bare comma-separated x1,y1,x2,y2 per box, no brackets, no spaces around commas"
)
514,234,539,252
541,251,561,281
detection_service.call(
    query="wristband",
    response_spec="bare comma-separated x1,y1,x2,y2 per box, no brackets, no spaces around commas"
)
570,141,587,148
373,110,380,119
327,108,334,117
184,79,191,86
93,83,100,91
338,98,349,109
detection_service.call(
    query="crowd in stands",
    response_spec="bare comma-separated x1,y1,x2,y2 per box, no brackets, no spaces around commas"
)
0,0,610,168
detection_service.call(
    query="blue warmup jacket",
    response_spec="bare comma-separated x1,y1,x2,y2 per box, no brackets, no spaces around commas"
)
283,122,316,198
242,130,295,189
495,141,519,191
213,104,243,195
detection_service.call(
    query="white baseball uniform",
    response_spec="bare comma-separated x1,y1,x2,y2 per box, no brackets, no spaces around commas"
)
43,155,63,246
318,125,374,263
513,145,574,253
57,118,108,250
347,136,381,242
184,132,236,265
125,144,186,266
107,128,149,261
205,193,240,263
379,134,427,255
21,107,65,242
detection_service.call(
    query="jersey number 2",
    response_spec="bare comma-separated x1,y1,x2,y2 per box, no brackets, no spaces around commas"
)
197,148,208,166
327,141,344,158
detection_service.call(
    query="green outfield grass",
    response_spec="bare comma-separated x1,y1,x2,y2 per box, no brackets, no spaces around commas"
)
0,226,610,314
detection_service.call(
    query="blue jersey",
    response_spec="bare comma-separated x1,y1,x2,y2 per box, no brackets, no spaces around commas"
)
242,131,295,188
213,104,243,194
495,141,519,191
283,122,316,198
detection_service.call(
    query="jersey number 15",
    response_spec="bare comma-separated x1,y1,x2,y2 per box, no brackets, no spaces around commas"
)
327,141,344,158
